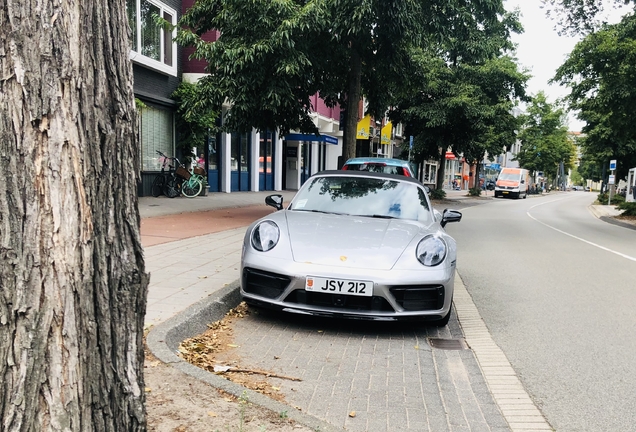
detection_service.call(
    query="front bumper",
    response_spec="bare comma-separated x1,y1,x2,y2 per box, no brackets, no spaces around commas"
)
240,257,455,321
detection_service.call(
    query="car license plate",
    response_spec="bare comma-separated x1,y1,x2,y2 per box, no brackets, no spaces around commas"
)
502,191,509,194
305,276,373,297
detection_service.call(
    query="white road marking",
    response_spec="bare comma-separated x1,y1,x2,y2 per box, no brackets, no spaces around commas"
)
527,200,636,262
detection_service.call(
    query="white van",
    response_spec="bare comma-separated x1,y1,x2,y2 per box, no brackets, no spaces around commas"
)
494,168,529,199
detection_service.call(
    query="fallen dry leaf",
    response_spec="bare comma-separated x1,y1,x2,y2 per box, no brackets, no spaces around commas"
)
349,411,356,418
207,412,217,417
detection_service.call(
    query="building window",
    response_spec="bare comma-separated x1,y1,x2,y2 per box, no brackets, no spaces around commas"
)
140,105,174,171
127,0,177,76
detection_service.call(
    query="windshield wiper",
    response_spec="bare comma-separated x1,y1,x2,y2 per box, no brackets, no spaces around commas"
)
293,209,349,216
359,214,398,219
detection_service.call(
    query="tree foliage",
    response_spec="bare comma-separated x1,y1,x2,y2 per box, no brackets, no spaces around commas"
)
176,0,519,161
542,0,634,35
514,92,576,178
553,14,636,179
387,8,529,189
577,151,604,182
172,82,219,163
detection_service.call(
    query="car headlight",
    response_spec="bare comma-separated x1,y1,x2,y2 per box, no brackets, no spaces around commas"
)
251,221,280,252
416,235,447,266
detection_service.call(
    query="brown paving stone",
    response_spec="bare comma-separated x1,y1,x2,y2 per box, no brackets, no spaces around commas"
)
140,205,275,247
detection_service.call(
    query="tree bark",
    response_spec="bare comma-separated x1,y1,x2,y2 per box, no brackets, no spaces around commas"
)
0,1,148,431
436,146,446,190
344,44,362,162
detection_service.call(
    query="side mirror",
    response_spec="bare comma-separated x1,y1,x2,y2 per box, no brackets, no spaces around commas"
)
441,209,462,228
424,185,431,195
521,180,525,184
265,194,284,211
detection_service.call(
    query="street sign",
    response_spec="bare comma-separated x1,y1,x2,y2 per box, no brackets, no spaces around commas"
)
609,175,615,185
409,135,413,149
610,160,617,170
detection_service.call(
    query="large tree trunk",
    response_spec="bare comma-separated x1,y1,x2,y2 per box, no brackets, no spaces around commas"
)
0,1,148,431
436,146,446,190
344,45,362,162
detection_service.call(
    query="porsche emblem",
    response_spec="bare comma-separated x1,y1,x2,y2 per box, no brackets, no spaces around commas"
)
340,256,347,261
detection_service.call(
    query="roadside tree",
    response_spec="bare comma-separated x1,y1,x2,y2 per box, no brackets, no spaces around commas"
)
0,2,148,430
176,0,514,162
514,92,576,180
388,7,528,190
542,0,634,35
552,14,636,180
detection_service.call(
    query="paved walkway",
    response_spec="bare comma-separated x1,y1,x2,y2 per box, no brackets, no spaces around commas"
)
141,191,296,324
143,189,610,431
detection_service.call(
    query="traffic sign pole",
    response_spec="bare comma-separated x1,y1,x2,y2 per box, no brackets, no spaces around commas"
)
609,159,617,205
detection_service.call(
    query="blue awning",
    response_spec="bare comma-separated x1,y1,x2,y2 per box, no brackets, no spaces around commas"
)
284,133,339,145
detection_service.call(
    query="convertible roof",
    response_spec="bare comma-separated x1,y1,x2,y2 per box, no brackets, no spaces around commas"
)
313,170,423,186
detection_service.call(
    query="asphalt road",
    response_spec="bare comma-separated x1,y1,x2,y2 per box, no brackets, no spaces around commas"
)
445,192,636,432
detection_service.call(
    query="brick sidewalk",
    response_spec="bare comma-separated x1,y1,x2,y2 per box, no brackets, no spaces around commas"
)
141,205,275,247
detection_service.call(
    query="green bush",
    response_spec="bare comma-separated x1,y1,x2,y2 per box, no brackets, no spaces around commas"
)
430,189,447,200
468,187,481,197
617,201,636,216
597,192,625,205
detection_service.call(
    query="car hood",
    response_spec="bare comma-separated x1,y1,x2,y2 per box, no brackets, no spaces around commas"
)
286,212,424,270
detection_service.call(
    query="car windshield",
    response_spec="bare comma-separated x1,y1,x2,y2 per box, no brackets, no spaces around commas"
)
290,176,432,223
498,172,520,181
345,163,407,176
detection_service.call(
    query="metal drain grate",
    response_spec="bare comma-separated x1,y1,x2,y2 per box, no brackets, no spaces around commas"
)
427,337,469,350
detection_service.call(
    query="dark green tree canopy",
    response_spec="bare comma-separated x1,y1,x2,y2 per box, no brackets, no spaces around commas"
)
543,0,634,35
386,7,528,189
514,92,576,176
175,0,518,161
553,13,636,178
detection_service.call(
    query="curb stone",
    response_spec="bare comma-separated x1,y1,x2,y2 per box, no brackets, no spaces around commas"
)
599,215,636,231
146,281,345,432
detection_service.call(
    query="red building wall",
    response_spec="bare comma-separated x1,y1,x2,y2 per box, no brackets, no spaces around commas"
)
181,0,219,74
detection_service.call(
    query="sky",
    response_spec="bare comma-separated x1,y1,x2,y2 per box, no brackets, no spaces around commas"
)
503,0,627,131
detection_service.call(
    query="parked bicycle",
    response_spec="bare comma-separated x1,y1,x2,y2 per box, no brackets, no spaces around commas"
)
180,164,205,198
152,151,185,198
151,151,205,198
152,151,178,197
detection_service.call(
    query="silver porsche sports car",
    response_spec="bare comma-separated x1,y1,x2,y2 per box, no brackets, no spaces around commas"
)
240,171,462,325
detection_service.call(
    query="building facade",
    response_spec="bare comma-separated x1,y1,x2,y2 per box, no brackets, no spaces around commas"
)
128,0,182,196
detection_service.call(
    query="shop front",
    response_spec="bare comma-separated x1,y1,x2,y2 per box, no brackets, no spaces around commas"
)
283,133,340,190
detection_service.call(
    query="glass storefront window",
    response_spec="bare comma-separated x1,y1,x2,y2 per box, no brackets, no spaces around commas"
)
140,105,173,171
126,0,177,76
231,132,249,172
208,135,218,171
